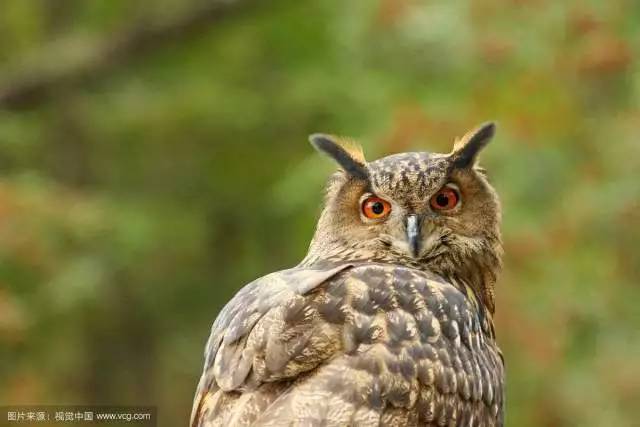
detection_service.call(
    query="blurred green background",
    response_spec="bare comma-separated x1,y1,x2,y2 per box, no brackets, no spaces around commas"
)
0,0,639,426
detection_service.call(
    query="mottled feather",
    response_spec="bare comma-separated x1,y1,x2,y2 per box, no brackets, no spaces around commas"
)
192,264,504,426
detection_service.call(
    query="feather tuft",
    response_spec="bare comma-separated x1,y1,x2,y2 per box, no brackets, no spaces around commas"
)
309,134,368,179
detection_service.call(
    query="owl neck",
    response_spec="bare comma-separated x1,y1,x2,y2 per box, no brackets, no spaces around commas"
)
301,236,502,314
428,238,502,314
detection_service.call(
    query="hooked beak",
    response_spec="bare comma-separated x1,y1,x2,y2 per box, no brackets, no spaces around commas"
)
405,214,422,258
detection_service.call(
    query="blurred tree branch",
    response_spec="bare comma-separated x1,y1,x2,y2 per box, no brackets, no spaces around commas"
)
0,0,250,110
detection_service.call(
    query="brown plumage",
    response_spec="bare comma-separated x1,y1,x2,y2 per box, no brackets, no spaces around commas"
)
192,123,505,426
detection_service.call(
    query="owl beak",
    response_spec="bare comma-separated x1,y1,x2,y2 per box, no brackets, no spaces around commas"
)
405,214,422,258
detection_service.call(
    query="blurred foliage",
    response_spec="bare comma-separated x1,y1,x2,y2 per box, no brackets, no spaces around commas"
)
0,0,639,426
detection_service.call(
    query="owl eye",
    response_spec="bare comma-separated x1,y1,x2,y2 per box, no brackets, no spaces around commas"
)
430,186,460,211
362,196,392,219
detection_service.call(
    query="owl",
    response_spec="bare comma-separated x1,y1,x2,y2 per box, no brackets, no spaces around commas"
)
191,123,504,426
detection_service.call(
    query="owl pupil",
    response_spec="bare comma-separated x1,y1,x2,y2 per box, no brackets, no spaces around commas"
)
436,194,449,206
371,202,384,214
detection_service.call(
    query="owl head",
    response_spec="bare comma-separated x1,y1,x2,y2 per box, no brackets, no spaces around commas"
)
304,123,502,312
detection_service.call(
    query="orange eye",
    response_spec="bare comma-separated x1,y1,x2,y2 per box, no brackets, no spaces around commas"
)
430,186,460,211
362,196,392,219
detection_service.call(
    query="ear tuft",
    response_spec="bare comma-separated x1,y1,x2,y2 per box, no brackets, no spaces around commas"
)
309,134,368,179
451,122,496,168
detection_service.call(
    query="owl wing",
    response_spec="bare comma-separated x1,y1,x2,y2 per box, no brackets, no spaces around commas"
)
190,263,354,426
191,263,505,427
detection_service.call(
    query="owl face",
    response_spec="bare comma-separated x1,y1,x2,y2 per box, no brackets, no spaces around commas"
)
305,123,502,308
362,151,498,261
